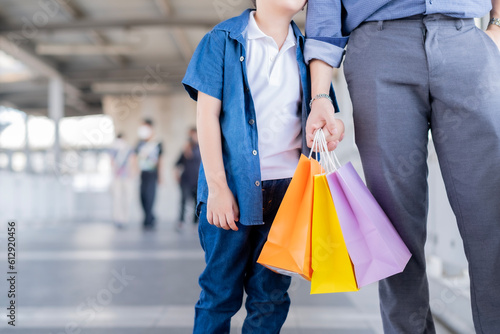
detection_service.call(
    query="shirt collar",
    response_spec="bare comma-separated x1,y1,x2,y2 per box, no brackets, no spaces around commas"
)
213,9,304,48
246,11,296,49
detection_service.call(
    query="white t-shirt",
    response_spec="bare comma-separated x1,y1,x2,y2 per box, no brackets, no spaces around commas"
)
244,12,302,181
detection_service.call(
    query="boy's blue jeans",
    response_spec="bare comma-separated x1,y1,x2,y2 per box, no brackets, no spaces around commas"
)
194,178,292,334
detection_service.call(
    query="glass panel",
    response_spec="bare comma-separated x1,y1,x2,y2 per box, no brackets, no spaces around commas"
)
0,152,9,169
28,116,55,149
31,152,46,173
11,152,26,172
0,107,26,149
60,115,115,149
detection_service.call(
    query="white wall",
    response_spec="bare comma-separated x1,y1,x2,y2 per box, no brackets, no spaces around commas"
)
103,93,198,225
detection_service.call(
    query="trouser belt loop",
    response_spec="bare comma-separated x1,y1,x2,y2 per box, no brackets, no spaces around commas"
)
377,20,384,31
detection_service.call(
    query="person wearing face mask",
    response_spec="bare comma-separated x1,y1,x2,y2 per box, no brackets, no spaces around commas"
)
135,118,163,230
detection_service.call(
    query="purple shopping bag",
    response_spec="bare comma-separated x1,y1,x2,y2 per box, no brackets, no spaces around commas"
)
326,162,412,287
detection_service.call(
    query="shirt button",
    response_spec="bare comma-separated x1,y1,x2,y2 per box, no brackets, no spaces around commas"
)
240,56,245,62
252,150,258,156
255,181,260,187
270,56,275,61
249,119,255,125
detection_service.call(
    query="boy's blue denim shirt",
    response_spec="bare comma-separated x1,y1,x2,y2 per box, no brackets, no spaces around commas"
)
182,9,339,226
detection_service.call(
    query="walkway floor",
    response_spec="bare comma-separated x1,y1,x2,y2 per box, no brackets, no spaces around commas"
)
1,221,454,333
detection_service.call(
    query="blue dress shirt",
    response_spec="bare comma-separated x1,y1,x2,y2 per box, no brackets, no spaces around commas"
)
305,0,492,67
183,9,339,225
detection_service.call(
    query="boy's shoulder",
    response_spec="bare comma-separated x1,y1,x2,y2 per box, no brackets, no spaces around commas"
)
208,9,253,37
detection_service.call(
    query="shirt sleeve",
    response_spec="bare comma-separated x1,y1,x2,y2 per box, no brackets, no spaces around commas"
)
305,0,349,68
182,30,225,101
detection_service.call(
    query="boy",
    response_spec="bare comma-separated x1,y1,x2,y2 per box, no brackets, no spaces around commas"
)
182,1,344,332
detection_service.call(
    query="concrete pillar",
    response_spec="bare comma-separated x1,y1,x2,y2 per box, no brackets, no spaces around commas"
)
24,114,32,173
48,77,64,165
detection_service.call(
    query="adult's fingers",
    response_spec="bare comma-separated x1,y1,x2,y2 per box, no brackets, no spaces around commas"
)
306,120,326,148
327,140,340,151
323,127,336,144
324,111,338,137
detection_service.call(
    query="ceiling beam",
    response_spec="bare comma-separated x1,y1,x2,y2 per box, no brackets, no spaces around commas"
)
154,0,173,16
0,17,218,33
152,0,193,63
36,43,139,55
0,35,87,113
62,63,186,82
56,0,128,66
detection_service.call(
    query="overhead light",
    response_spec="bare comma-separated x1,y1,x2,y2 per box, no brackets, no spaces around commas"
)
0,50,34,83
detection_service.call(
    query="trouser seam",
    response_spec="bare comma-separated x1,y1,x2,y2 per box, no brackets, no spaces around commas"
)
436,146,485,334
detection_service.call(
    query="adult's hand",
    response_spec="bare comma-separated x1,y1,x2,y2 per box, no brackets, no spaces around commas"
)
306,59,341,151
306,98,340,151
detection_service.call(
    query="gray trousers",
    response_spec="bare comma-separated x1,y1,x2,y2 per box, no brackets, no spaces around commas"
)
343,14,500,334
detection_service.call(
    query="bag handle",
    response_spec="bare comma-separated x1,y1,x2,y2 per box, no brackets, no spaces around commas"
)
313,129,341,173
308,129,321,160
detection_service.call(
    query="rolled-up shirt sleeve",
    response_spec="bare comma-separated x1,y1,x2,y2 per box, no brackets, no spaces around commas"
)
305,0,349,68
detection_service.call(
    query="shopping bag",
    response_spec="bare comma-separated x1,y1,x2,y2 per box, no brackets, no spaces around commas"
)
326,164,412,287
257,154,322,280
310,174,359,294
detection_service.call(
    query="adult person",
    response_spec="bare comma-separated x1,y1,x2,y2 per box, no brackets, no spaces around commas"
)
174,127,201,231
109,133,134,229
305,1,500,333
135,118,163,230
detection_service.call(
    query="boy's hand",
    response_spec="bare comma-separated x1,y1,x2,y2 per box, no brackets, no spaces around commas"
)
207,185,240,231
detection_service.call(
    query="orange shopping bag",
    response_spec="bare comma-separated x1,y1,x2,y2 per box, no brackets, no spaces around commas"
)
257,154,322,281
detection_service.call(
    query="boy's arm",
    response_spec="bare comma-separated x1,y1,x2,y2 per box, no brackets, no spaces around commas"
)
197,92,239,231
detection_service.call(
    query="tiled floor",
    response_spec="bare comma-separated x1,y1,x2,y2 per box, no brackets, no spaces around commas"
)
0,221,454,333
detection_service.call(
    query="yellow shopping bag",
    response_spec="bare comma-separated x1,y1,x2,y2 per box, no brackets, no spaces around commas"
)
310,174,359,294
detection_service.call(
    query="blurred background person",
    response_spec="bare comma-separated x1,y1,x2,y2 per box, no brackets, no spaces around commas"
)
135,118,163,230
175,127,201,231
109,133,135,229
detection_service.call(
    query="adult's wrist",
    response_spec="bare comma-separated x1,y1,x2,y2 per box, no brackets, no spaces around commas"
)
487,19,500,32
310,93,333,109
310,95,335,110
